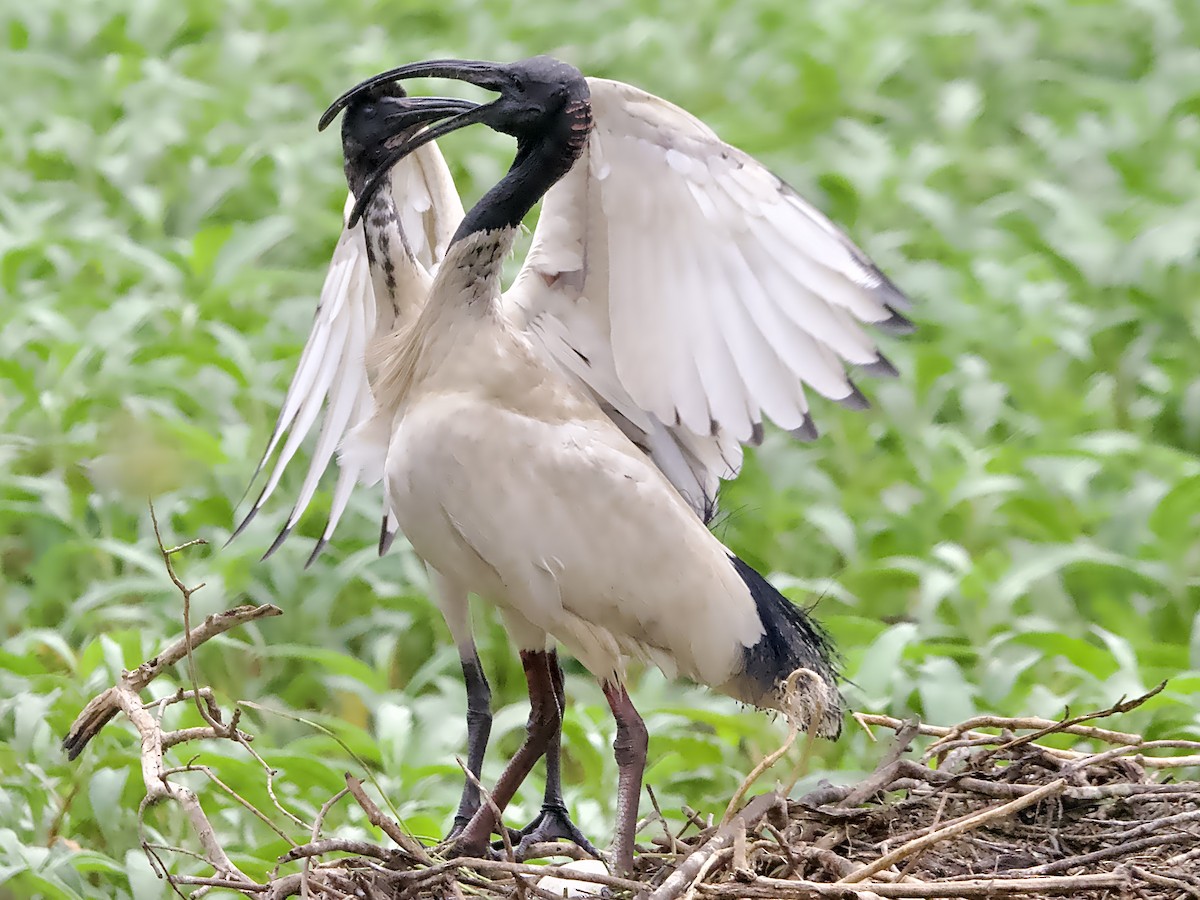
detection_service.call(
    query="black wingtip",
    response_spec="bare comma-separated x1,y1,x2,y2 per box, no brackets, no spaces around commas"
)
789,414,819,442
261,523,295,561
878,305,916,335
859,353,900,379
872,272,913,311
378,516,399,556
836,382,871,411
304,534,331,569
226,496,266,548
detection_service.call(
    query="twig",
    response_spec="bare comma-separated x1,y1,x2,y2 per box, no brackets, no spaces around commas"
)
648,793,782,900
63,603,282,759
149,501,227,739
280,840,393,864
143,688,215,712
1108,807,1200,842
836,720,921,809
1130,867,1200,899
301,787,350,898
1167,845,1200,867
647,785,685,856
344,773,433,865
519,842,594,862
168,875,270,892
723,716,796,825
807,757,1200,806
682,847,733,900
456,755,517,871
995,831,1198,877
161,725,254,749
239,729,311,832
698,870,1130,898
388,858,646,893
128,684,251,885
979,683,1166,760
895,791,948,880
163,763,297,845
855,690,1200,770
143,842,190,900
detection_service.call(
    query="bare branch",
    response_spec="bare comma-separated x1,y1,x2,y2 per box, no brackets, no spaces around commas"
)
698,870,1130,897
648,793,783,900
63,603,281,759
344,773,433,865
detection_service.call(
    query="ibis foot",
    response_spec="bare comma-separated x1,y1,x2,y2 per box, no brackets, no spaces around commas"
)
439,814,502,861
442,815,471,843
443,827,501,862
494,803,600,860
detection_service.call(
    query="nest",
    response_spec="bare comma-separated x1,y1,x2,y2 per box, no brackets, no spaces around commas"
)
63,513,1200,899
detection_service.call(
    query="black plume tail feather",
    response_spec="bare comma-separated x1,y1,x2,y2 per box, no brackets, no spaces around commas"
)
729,555,844,738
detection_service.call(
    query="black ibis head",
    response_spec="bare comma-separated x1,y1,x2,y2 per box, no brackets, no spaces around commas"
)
337,83,478,200
327,56,590,227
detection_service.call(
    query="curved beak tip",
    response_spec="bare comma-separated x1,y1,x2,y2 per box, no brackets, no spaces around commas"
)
319,58,501,133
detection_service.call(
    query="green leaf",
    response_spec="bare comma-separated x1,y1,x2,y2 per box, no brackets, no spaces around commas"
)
125,849,164,900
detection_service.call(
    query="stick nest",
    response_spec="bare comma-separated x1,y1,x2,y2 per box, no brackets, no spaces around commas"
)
64,514,1200,899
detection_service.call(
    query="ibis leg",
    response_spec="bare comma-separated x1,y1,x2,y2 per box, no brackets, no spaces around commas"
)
510,651,599,857
603,681,648,876
447,645,493,837
452,649,560,857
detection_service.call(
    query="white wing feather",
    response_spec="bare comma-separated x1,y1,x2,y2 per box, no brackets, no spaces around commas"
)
241,75,909,550
506,77,910,518
233,143,463,560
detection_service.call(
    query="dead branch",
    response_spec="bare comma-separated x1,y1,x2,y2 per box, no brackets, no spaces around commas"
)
63,603,281,759
699,869,1130,897
648,792,784,900
344,773,433,865
63,515,284,894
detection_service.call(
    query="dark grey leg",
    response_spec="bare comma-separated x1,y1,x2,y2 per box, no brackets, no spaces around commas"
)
448,646,493,835
602,681,648,876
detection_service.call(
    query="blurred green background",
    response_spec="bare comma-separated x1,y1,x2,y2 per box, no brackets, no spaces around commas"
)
2,0,1199,896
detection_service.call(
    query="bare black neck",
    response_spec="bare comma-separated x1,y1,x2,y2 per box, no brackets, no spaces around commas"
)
453,94,591,243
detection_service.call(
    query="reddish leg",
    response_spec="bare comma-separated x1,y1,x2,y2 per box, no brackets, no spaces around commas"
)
452,650,560,856
603,681,648,875
508,651,599,857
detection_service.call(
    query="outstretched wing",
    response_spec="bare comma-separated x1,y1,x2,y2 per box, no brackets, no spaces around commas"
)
233,142,463,562
505,77,911,518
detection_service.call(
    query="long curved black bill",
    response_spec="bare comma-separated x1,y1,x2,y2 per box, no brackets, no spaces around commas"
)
320,59,505,132
347,100,494,228
374,96,481,135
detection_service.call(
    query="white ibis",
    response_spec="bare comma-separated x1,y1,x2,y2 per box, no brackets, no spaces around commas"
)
238,56,912,872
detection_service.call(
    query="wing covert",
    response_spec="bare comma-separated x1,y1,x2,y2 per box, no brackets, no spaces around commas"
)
232,142,463,560
506,77,911,516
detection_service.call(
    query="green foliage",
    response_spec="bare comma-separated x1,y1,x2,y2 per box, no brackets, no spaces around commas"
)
2,0,1199,896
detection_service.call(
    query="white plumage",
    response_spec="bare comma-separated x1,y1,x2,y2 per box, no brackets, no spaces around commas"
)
238,78,908,549
376,228,769,695
236,59,912,872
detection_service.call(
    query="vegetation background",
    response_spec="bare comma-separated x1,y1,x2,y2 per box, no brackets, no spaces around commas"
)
2,0,1198,896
